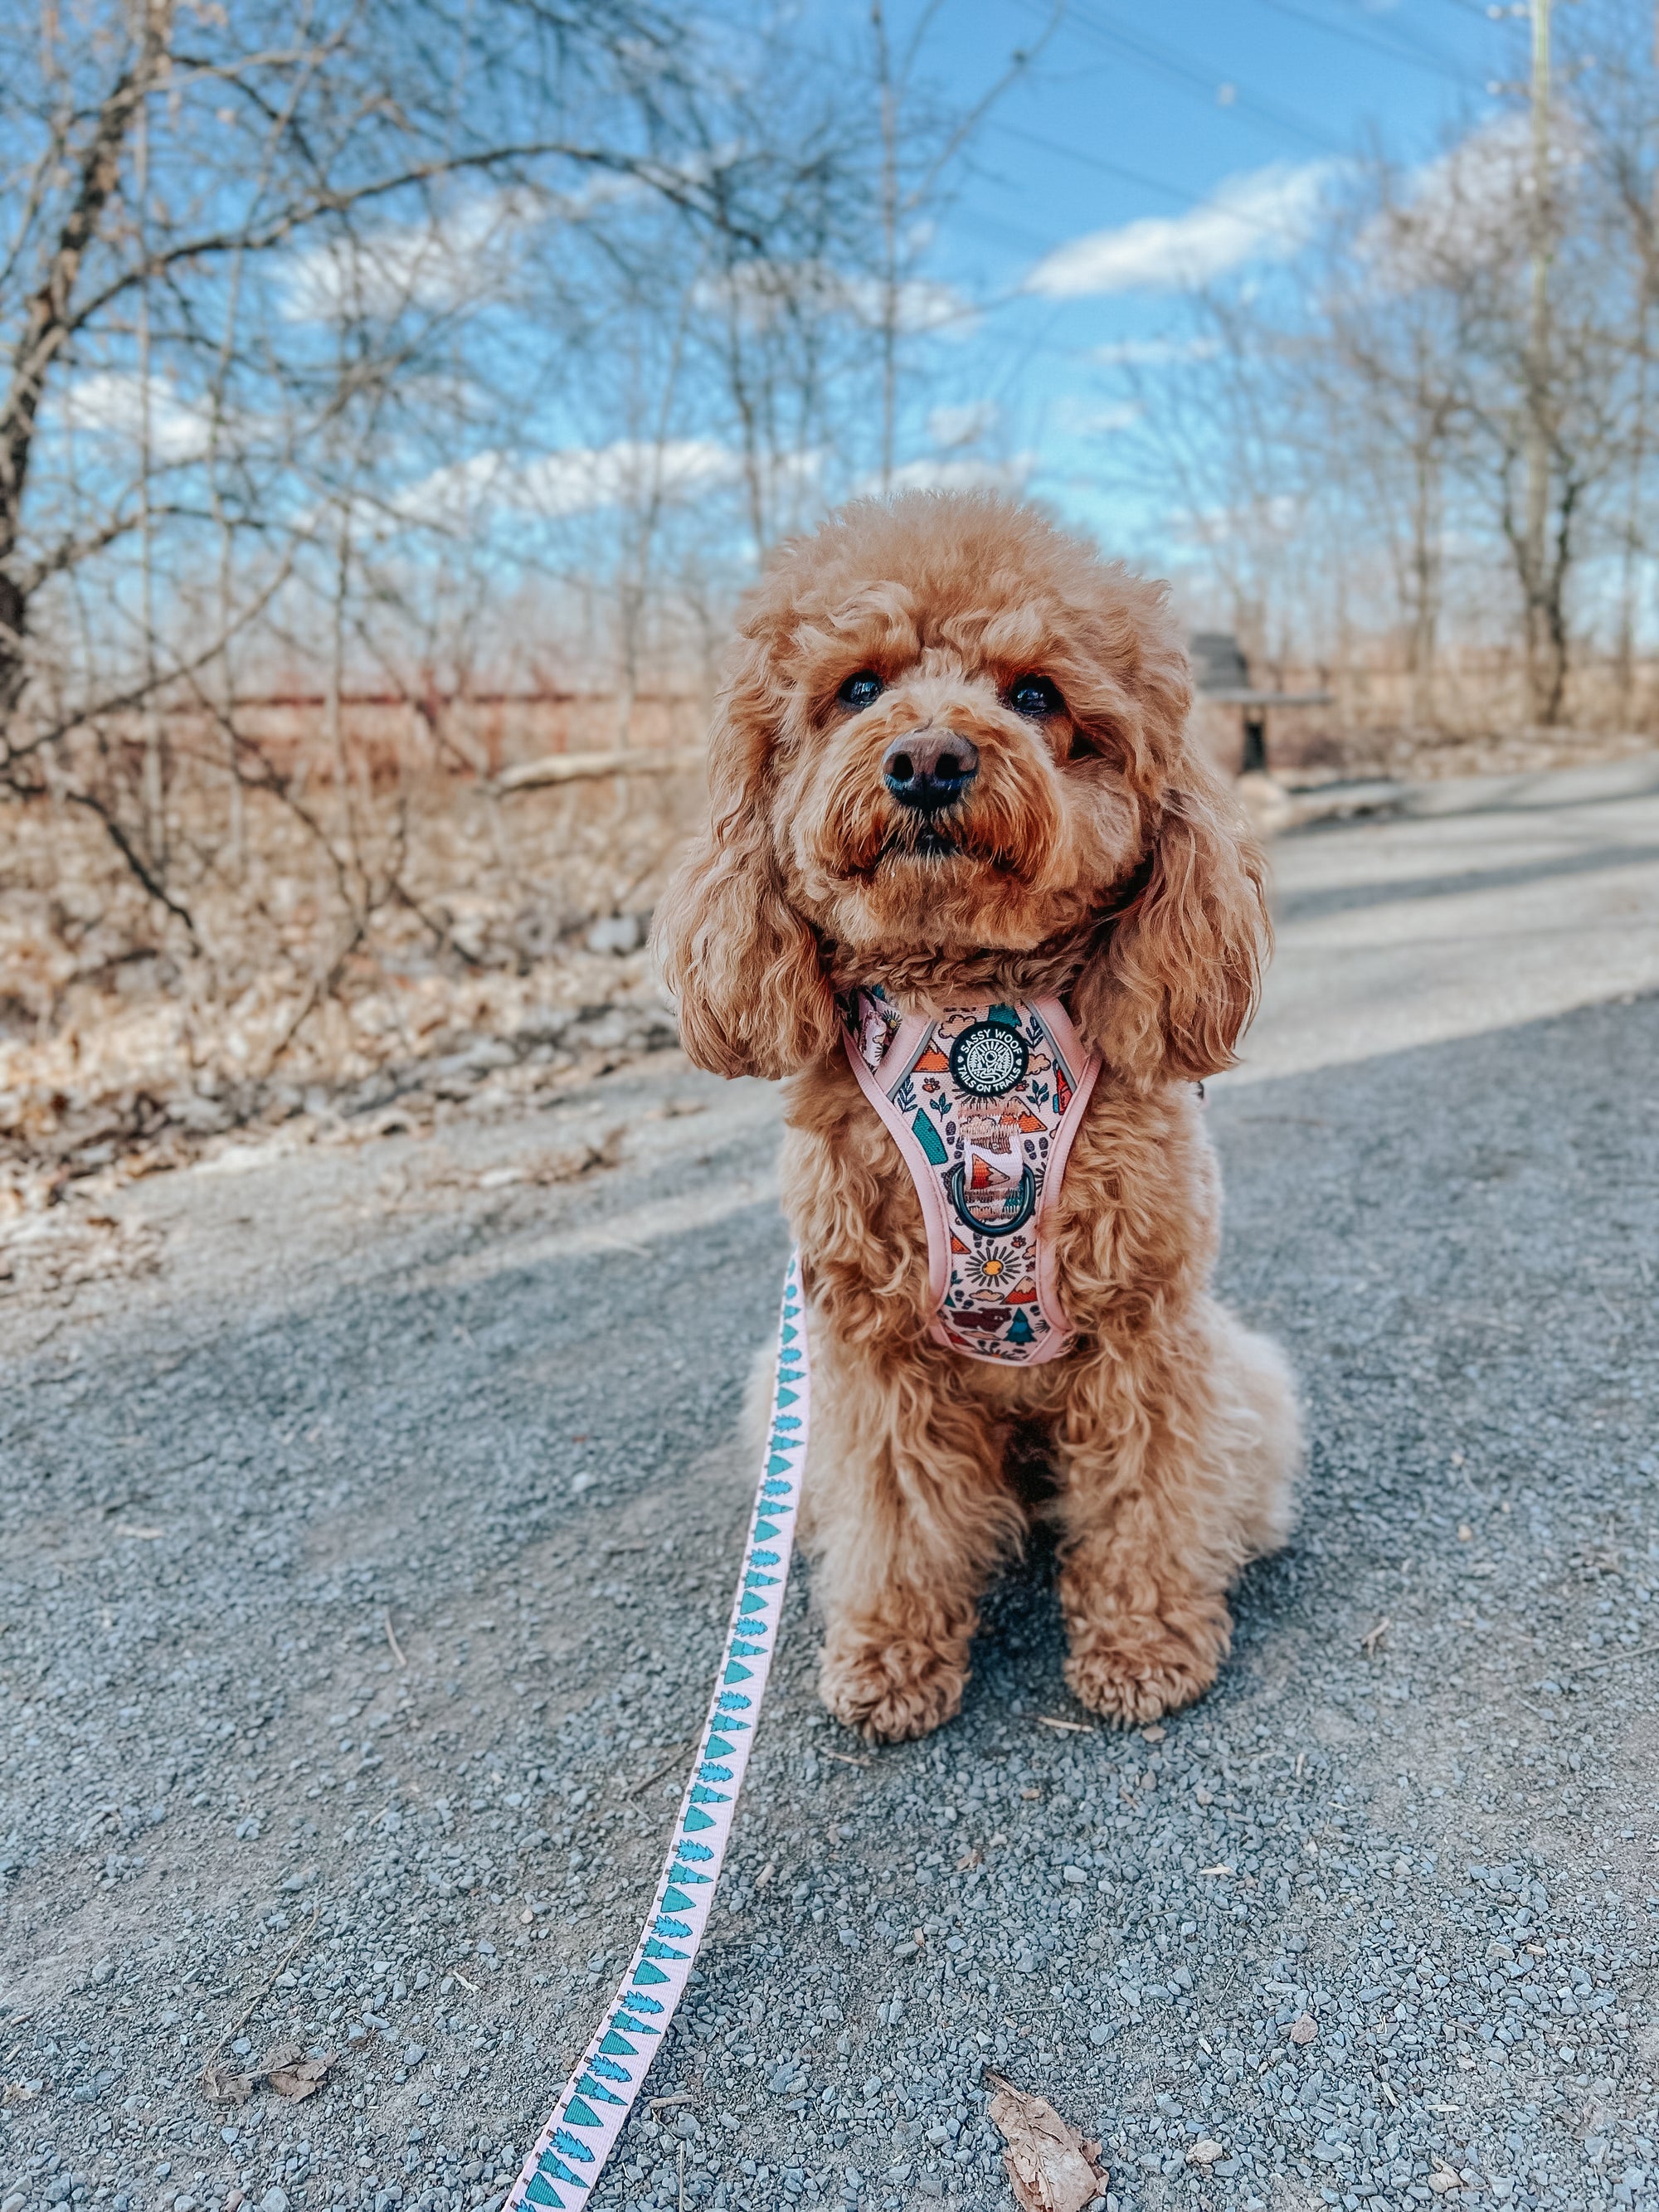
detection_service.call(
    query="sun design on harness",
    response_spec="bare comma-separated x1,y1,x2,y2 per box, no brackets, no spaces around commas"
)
963,1246,1032,1296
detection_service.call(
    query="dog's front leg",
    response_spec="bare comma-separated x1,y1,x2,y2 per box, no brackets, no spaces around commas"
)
1053,1302,1297,1726
801,1330,1022,1744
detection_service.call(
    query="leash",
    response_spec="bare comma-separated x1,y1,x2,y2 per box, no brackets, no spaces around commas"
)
508,1254,810,2212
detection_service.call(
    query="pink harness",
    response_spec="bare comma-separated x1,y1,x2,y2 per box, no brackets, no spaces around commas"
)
842,988,1101,1365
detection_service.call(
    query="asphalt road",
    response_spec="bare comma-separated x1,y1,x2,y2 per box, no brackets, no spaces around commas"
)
3,755,1658,2212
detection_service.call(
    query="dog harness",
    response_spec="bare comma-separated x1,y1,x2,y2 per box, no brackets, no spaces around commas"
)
842,987,1101,1364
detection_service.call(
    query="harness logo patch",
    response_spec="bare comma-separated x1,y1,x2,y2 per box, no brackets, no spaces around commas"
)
949,1019,1029,1097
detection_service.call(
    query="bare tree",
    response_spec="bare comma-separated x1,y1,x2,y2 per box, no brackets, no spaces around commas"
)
1097,43,1654,738
0,0,815,895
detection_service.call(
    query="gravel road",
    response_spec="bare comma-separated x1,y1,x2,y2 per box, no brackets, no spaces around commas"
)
3,756,1658,2212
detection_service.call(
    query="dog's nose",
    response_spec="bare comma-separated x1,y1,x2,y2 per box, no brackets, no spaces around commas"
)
882,730,979,814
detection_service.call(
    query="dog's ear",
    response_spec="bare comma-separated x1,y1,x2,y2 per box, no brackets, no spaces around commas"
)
652,641,837,1081
1071,766,1268,1087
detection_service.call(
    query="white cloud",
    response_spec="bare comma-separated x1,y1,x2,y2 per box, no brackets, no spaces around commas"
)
1176,492,1303,548
1057,399,1142,436
1360,114,1579,293
1024,163,1335,299
697,260,973,341
858,275,973,338
858,453,1037,498
280,190,540,321
62,372,220,461
1092,335,1220,367
397,437,742,526
927,401,997,449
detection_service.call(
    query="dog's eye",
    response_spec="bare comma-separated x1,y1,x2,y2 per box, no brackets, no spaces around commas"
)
839,670,883,712
1008,675,1062,718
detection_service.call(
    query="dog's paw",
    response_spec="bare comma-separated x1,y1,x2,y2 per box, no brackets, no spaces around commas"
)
820,1634,967,1744
1063,1615,1227,1728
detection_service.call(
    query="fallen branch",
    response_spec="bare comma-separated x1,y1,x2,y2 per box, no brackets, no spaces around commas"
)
1554,1639,1659,1680
197,1897,321,2092
494,746,705,793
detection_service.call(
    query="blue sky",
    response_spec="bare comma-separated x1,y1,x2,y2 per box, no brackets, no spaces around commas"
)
836,0,1525,542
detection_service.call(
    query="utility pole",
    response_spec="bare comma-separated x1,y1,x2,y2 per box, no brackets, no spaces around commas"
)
1522,0,1553,723
873,0,899,499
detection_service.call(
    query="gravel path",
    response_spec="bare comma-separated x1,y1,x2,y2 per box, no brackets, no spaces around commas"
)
3,758,1657,2212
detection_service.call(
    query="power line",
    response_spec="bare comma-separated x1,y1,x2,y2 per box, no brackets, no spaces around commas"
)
987,125,1193,211
995,124,1331,254
1243,0,1471,81
1052,0,1352,157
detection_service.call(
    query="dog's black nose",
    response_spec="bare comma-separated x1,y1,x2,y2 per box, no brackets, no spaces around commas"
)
882,731,979,814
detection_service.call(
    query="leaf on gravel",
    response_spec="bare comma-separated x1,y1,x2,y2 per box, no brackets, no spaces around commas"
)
987,2076,1108,2212
1186,2140,1224,2166
201,2063,255,2105
265,2044,336,2101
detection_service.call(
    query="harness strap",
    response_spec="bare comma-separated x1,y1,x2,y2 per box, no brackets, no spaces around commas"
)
842,994,1100,1365
508,1256,810,2212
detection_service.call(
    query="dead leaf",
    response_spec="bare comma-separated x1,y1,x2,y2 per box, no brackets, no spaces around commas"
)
987,2076,1108,2212
1186,2140,1224,2166
265,2045,335,2102
1289,2014,1318,2046
201,2063,255,2105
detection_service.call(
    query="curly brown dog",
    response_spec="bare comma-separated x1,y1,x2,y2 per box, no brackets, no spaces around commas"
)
654,491,1302,1743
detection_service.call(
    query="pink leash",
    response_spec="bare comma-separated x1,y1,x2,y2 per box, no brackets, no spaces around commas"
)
508,1255,810,2212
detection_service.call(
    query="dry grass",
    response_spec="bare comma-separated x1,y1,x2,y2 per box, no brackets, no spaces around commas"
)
1281,722,1659,785
0,752,703,1221
4,670,1646,1243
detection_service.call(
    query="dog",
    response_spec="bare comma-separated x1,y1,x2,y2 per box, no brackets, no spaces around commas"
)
654,492,1302,1743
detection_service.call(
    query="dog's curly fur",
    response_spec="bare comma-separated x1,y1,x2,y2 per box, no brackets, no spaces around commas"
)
654,492,1302,1743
